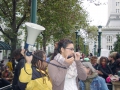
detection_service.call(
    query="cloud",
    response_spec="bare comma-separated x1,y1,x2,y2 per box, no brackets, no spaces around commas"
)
82,0,108,26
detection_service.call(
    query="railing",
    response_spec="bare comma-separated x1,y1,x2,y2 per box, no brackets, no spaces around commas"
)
0,84,12,90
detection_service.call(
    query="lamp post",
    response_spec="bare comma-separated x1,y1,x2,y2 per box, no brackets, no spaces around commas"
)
31,0,37,23
75,31,78,52
84,41,86,55
97,25,102,57
94,41,96,56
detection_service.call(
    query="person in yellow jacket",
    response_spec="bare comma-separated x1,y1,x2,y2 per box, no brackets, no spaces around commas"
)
18,49,52,90
6,59,13,72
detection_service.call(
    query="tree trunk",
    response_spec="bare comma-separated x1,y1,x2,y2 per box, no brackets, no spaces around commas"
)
42,35,46,52
10,35,17,57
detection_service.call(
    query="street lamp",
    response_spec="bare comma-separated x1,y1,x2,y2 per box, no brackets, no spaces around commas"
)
94,41,96,56
31,0,37,23
84,41,86,55
97,25,102,57
75,30,78,52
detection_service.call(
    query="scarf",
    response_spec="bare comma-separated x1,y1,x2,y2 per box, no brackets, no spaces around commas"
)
83,72,98,90
54,53,77,78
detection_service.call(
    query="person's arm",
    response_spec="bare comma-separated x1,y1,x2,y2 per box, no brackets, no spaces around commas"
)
108,65,113,75
48,60,69,86
19,63,32,83
98,66,109,76
75,60,87,80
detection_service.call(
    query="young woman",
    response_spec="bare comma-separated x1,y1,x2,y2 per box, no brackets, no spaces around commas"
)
48,39,87,90
18,50,52,90
98,56,113,80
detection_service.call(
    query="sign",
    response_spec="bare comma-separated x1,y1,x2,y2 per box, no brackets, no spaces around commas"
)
100,49,110,57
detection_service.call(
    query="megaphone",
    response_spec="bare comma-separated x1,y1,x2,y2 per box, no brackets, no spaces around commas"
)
24,22,45,55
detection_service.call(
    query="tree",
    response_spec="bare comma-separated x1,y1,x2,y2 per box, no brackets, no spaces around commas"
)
37,0,88,51
87,25,98,40
113,34,120,53
0,0,30,55
0,0,88,53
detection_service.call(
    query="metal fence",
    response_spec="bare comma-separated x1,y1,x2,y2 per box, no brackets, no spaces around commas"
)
0,84,12,90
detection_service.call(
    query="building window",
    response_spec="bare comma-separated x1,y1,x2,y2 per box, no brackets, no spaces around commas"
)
116,2,120,6
107,35,112,43
107,45,113,50
116,9,120,13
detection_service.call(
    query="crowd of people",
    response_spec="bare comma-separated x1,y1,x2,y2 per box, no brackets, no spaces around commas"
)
0,38,120,90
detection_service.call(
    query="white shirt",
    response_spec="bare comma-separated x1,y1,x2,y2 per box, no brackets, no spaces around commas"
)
63,62,78,90
63,75,78,90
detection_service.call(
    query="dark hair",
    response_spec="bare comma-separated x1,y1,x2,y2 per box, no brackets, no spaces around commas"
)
116,52,120,60
116,52,120,64
32,50,49,81
32,50,45,69
51,39,73,60
99,56,108,65
13,48,23,57
90,56,98,62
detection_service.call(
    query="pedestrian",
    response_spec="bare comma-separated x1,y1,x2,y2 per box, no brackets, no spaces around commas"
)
48,39,87,90
12,49,24,90
18,49,52,90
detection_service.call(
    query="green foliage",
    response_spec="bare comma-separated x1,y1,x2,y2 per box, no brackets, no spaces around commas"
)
0,0,30,53
113,34,120,53
87,25,98,40
0,0,89,52
37,0,89,50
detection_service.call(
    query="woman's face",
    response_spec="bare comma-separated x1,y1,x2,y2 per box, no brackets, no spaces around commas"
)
108,56,113,61
38,54,48,70
101,59,106,65
43,54,48,67
61,43,74,58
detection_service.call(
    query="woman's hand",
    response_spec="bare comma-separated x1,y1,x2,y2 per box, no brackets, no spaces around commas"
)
64,55,74,65
74,52,81,61
96,70,103,75
21,49,33,64
108,74,113,77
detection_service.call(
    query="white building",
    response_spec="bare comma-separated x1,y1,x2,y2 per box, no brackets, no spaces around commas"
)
101,0,120,51
89,0,120,55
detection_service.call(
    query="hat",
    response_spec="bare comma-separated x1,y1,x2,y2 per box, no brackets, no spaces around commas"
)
82,61,95,73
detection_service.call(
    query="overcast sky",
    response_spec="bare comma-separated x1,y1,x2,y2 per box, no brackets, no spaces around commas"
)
82,0,108,26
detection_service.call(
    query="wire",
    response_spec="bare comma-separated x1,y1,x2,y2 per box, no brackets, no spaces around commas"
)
23,50,67,75
32,54,67,69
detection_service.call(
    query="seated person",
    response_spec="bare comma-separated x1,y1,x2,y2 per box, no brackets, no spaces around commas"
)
6,59,13,72
79,60,109,90
90,56,99,70
1,66,13,83
0,66,13,88
98,57,113,81
90,56,103,75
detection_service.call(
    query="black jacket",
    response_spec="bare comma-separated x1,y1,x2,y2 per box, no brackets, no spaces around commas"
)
98,64,113,80
108,61,117,75
12,57,25,90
